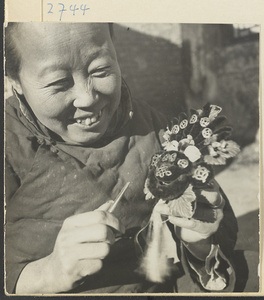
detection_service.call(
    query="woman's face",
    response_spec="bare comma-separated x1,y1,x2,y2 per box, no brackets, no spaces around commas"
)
13,23,122,145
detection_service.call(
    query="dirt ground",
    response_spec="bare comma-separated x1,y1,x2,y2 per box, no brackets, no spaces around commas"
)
216,138,260,253
215,137,260,292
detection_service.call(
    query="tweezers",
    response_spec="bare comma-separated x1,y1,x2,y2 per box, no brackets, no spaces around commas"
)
108,182,130,213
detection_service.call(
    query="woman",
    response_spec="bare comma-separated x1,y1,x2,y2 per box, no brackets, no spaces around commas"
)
5,22,237,294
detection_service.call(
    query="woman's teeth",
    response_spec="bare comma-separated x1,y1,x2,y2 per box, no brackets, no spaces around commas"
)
75,111,102,126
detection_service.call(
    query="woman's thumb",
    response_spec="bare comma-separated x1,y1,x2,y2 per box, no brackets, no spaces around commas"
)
95,200,115,211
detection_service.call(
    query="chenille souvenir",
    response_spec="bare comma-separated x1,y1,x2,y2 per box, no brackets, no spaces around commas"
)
138,103,240,283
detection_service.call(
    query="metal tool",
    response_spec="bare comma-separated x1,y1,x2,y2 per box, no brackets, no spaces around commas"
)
108,182,130,213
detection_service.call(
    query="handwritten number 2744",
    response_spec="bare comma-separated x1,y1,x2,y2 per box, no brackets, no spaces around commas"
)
47,3,90,20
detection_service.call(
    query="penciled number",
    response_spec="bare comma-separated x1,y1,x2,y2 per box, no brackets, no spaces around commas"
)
47,3,90,21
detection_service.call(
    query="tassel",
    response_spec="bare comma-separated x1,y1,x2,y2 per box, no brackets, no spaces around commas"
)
139,201,179,283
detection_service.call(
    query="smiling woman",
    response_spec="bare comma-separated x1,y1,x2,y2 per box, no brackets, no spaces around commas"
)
5,22,238,295
7,23,122,145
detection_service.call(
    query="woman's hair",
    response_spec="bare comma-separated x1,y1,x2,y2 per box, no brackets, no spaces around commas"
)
5,23,21,80
5,23,114,81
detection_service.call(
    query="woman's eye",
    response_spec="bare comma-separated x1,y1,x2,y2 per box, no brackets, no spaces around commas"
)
46,78,74,92
90,67,110,78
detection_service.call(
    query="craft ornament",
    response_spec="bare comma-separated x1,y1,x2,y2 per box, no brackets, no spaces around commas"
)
139,103,240,283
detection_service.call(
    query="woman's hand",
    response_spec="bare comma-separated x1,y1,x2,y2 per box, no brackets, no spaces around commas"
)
155,181,225,244
155,182,225,260
15,201,125,294
169,206,224,243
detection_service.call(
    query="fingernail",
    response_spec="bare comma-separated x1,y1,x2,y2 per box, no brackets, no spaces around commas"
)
106,200,115,205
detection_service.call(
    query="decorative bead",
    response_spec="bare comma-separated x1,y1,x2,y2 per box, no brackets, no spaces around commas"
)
200,117,210,127
189,114,198,124
180,119,188,129
192,165,210,183
162,154,170,162
202,128,213,138
171,125,180,134
151,154,161,166
177,159,189,169
168,152,177,162
165,170,172,176
155,165,172,178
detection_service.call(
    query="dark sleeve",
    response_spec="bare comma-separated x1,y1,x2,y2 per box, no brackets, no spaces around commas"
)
4,158,28,294
180,188,238,292
4,160,24,294
4,100,40,294
214,187,238,257
5,258,28,294
5,159,21,201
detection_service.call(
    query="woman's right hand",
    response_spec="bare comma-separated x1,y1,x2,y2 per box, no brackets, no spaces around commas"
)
15,201,125,294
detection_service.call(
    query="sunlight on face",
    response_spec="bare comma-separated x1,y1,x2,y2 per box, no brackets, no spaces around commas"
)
14,23,122,145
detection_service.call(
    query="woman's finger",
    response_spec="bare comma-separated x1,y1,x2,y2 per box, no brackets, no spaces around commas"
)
175,226,210,241
76,259,103,278
168,208,223,235
61,224,116,245
63,209,125,234
168,216,198,229
71,242,111,260
96,200,115,212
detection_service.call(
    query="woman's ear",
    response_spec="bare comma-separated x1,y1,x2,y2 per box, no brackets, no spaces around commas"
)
8,77,23,95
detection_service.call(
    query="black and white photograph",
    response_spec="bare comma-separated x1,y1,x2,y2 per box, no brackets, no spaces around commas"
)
4,21,260,295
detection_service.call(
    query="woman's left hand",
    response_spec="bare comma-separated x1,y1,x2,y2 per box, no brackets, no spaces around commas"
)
167,206,224,243
155,181,225,243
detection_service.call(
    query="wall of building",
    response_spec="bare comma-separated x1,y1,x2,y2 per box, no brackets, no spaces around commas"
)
181,24,259,146
113,23,186,118
114,23,259,147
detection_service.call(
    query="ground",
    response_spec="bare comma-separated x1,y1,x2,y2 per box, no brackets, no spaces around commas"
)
216,138,259,251
215,138,260,292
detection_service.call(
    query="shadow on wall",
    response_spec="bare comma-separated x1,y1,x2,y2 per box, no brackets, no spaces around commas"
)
181,24,259,147
113,24,186,118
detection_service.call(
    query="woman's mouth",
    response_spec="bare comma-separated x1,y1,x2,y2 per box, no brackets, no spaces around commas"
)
72,110,102,127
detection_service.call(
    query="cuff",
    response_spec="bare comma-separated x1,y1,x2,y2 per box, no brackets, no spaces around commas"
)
5,262,29,294
182,242,235,291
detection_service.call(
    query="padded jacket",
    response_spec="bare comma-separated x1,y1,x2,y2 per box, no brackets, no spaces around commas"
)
5,93,238,294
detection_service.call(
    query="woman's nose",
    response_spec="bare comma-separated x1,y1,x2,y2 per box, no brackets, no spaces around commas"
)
73,77,98,108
